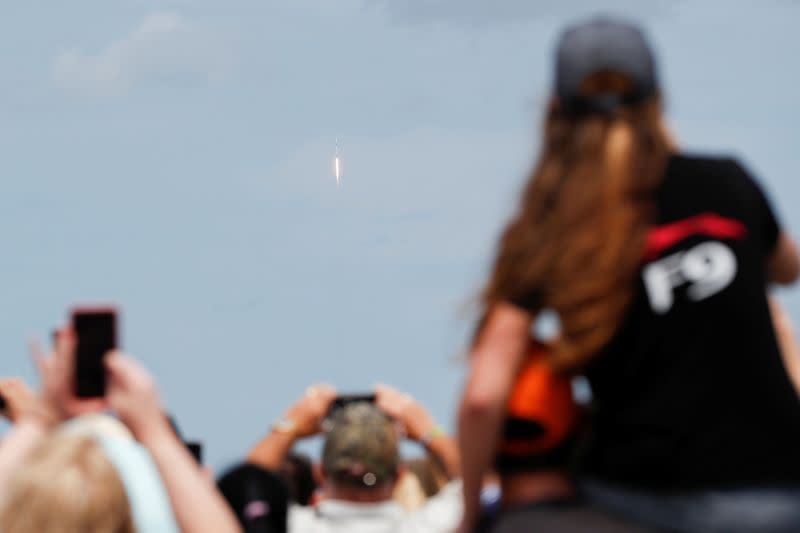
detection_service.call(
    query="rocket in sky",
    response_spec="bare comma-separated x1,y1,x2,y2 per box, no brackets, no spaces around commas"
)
333,140,342,188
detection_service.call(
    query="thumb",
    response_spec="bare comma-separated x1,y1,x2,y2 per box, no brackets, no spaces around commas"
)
104,351,134,388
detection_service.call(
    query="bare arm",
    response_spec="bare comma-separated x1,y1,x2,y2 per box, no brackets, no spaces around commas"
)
768,233,800,285
142,427,242,533
248,430,297,472
375,384,460,479
457,303,532,529
424,434,460,481
105,353,242,533
248,385,336,472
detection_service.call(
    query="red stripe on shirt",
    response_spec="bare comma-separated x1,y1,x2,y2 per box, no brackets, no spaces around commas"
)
644,213,747,261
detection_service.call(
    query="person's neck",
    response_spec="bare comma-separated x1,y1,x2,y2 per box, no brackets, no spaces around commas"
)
500,470,575,508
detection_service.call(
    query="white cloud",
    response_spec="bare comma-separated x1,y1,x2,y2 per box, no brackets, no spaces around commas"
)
53,12,229,95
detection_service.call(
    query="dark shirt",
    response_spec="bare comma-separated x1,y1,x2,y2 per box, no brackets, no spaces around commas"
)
582,154,800,489
484,499,655,533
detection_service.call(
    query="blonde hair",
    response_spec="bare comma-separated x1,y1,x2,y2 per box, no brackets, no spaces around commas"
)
392,471,427,511
0,433,135,533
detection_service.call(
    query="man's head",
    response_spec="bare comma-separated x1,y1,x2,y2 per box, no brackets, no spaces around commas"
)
321,402,400,501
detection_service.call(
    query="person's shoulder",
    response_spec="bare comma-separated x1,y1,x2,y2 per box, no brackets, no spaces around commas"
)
405,480,463,531
670,152,747,175
666,152,754,189
288,503,322,531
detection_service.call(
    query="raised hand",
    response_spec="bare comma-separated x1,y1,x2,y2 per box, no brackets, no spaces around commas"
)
374,384,438,442
283,384,337,438
0,378,40,423
104,351,170,445
30,328,107,420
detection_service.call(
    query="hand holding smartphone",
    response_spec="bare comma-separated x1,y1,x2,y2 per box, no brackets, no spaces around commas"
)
71,307,118,398
325,393,376,420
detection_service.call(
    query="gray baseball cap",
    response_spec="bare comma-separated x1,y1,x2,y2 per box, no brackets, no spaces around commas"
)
555,17,658,113
322,403,399,489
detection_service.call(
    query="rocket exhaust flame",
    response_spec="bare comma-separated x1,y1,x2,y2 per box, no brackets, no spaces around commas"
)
333,140,342,188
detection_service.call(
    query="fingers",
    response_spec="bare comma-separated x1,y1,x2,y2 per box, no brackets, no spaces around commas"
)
105,350,131,380
28,338,51,377
0,378,29,418
374,382,399,397
52,328,76,383
105,351,149,384
316,384,336,402
0,377,28,393
54,327,75,361
374,383,412,412
304,384,337,408
306,384,336,398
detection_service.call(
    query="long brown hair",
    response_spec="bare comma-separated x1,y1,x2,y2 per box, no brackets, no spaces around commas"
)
483,74,671,371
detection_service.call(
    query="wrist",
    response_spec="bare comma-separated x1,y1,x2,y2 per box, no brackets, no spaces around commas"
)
418,425,447,447
134,417,175,449
272,416,298,436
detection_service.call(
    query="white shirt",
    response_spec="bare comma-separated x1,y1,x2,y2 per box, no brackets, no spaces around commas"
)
288,480,463,533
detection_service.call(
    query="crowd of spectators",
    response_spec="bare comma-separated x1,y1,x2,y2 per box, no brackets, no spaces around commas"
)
3,14,800,533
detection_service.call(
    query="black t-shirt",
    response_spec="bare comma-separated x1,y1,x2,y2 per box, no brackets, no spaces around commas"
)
579,153,800,489
502,153,799,489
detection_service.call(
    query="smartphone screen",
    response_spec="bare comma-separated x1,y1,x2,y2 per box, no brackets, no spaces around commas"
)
0,393,6,411
72,308,117,398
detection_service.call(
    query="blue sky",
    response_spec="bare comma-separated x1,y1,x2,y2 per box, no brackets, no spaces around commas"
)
2,1,799,468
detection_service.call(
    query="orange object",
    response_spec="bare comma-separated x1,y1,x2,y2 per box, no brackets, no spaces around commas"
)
499,343,579,456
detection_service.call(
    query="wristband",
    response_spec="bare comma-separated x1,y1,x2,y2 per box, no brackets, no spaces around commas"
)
419,425,447,447
272,417,297,437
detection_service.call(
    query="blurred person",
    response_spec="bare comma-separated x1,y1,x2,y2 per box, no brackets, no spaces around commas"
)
280,452,317,506
482,341,652,532
0,432,135,533
104,348,243,533
404,456,448,499
2,414,181,532
393,470,428,511
218,462,290,533
0,326,243,533
248,384,462,532
457,15,800,532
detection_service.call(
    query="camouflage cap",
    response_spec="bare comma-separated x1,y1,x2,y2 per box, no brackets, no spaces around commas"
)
322,402,399,489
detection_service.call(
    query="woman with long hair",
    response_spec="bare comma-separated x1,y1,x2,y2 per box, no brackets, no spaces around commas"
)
458,17,800,532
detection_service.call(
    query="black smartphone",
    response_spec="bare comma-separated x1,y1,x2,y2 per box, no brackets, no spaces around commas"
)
72,307,118,398
0,393,6,411
186,441,203,465
327,393,376,419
